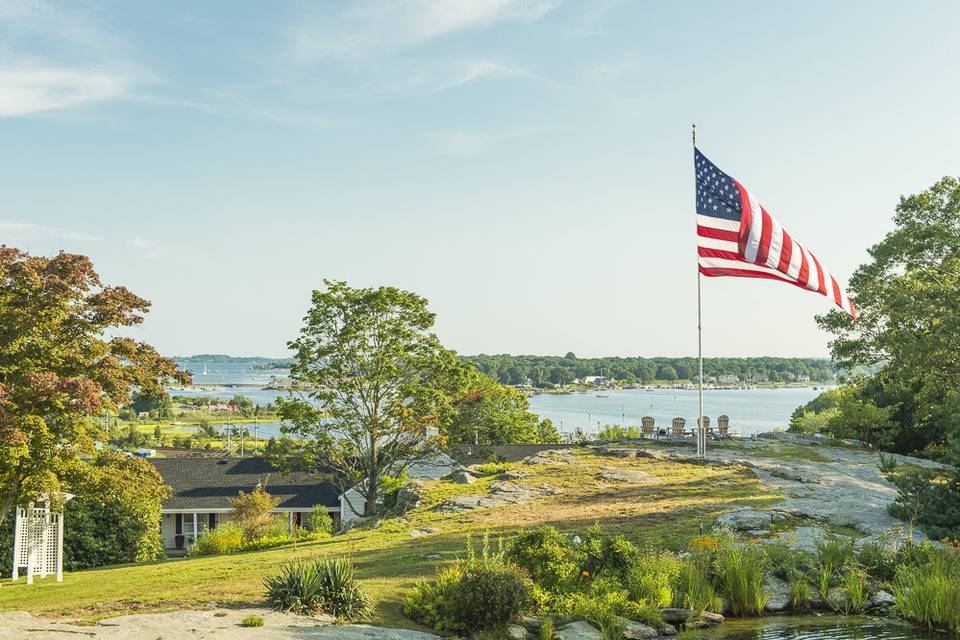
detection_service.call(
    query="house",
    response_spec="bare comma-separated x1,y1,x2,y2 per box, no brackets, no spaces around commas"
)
148,452,459,552
149,457,343,552
717,374,740,384
583,376,607,385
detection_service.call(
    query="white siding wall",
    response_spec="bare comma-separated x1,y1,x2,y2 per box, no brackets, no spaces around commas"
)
340,488,366,527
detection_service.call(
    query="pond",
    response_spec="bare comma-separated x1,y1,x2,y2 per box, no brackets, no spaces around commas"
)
681,616,940,640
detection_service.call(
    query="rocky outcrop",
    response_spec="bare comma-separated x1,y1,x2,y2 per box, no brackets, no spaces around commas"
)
598,468,654,483
554,620,601,640
620,619,658,638
715,509,773,532
449,469,476,484
867,589,896,611
658,608,695,625
763,575,792,612
439,481,562,513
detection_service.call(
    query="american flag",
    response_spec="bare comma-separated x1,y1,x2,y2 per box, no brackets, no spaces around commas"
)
695,148,856,318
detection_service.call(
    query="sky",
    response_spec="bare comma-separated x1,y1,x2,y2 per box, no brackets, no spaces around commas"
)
2,0,958,359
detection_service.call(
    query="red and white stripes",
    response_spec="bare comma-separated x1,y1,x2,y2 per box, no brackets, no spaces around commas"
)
697,180,856,318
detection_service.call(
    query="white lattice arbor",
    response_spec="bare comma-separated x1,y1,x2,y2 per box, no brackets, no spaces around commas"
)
11,495,73,584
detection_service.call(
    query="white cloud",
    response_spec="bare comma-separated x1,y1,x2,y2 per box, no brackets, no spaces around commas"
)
290,0,562,60
0,220,97,244
0,65,133,117
0,1,142,117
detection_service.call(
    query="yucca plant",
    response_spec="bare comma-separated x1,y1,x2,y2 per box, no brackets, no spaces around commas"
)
264,556,369,619
317,557,371,619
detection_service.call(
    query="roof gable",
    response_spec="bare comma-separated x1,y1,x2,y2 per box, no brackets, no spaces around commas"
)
149,457,340,510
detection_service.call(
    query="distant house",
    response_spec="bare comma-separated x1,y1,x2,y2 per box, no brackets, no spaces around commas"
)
717,375,740,384
149,458,342,552
149,452,458,553
797,375,811,383
583,376,607,385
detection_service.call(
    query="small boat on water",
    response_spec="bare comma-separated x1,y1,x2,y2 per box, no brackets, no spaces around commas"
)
595,393,610,398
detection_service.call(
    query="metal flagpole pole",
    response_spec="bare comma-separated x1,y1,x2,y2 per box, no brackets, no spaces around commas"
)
693,123,705,460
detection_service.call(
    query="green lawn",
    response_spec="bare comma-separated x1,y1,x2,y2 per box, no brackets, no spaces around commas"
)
0,448,782,627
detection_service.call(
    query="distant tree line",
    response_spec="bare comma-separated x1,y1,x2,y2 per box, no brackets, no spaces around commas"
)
461,354,836,387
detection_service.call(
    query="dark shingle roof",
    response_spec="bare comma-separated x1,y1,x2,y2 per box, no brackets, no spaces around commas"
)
149,457,340,510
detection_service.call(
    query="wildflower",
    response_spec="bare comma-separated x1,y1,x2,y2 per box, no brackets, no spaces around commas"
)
582,570,590,577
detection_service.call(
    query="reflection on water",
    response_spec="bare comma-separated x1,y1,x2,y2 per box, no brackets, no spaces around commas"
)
684,616,936,640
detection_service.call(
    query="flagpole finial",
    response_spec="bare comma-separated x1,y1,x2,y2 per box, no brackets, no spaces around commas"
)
692,123,696,147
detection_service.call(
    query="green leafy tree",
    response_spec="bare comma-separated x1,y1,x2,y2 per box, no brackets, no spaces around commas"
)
275,280,452,517
817,177,960,458
231,485,281,541
0,248,186,528
656,365,678,381
446,372,544,445
1,451,168,574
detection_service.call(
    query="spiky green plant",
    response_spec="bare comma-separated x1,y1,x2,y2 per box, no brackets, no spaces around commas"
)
714,544,769,616
264,557,369,619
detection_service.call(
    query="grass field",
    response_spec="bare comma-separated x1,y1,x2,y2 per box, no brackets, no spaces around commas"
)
0,448,781,628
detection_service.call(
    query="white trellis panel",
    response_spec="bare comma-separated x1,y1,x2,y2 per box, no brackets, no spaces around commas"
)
11,503,64,584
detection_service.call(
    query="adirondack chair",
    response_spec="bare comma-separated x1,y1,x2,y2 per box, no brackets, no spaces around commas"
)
698,415,711,437
641,416,656,437
671,417,687,437
717,415,730,437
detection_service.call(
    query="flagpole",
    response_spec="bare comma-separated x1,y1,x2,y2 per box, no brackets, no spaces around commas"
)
693,123,705,460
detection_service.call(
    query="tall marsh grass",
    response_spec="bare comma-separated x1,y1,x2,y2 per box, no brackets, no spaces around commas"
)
893,549,960,633
714,544,769,616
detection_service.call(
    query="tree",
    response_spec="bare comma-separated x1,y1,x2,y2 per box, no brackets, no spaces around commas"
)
229,394,254,415
656,365,678,381
817,177,960,458
230,485,281,541
446,371,544,445
0,248,186,528
0,451,169,573
275,280,451,518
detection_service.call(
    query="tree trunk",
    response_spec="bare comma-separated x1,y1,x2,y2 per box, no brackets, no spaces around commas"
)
365,433,378,516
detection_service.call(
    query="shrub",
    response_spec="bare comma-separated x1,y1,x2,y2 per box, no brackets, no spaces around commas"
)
264,557,369,620
548,587,627,640
306,506,334,536
475,462,510,476
0,452,171,574
714,543,769,616
624,552,680,608
858,540,897,581
887,466,960,540
581,527,640,582
405,558,531,635
231,486,282,541
240,615,264,627
191,522,244,556
506,526,582,589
